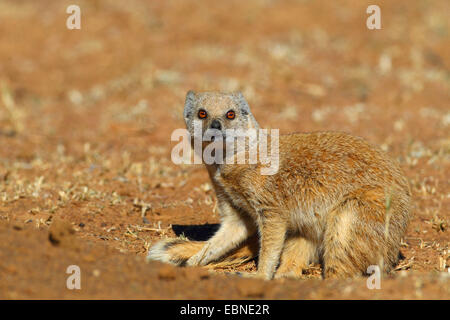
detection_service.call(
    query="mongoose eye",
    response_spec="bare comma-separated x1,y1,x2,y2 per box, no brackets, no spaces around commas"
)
226,110,235,120
198,109,207,119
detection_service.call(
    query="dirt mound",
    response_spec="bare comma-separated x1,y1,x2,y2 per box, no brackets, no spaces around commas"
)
0,220,448,299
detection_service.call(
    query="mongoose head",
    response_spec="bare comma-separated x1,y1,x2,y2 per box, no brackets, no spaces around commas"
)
183,91,260,144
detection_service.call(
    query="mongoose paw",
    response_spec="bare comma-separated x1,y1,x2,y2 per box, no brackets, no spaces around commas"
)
186,250,209,267
186,242,217,266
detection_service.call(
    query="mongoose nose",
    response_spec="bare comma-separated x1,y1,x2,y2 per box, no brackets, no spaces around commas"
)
210,120,222,130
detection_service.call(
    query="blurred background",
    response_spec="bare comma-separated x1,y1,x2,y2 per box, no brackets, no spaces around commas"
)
1,0,448,143
0,0,448,299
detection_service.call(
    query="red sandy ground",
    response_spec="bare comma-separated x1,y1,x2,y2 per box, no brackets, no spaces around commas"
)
0,0,448,299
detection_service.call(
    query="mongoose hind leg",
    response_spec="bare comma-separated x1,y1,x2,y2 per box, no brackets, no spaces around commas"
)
274,236,318,279
322,190,405,279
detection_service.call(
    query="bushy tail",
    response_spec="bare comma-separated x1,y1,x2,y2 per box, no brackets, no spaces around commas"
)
147,236,259,268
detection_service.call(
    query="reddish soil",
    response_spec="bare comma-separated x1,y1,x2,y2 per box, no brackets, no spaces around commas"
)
0,0,448,299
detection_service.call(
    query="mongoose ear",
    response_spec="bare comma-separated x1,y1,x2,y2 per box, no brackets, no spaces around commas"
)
235,92,260,129
235,92,250,116
184,90,196,120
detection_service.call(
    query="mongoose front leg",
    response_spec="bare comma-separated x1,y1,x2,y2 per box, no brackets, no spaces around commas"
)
186,201,255,267
256,214,287,280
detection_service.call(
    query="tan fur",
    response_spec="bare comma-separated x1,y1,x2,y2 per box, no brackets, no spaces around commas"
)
147,91,412,280
147,236,258,268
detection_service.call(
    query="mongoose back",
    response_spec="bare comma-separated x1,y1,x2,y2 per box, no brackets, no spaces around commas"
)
147,91,412,279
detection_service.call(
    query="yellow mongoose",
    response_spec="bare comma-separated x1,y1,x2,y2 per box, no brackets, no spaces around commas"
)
147,91,412,280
